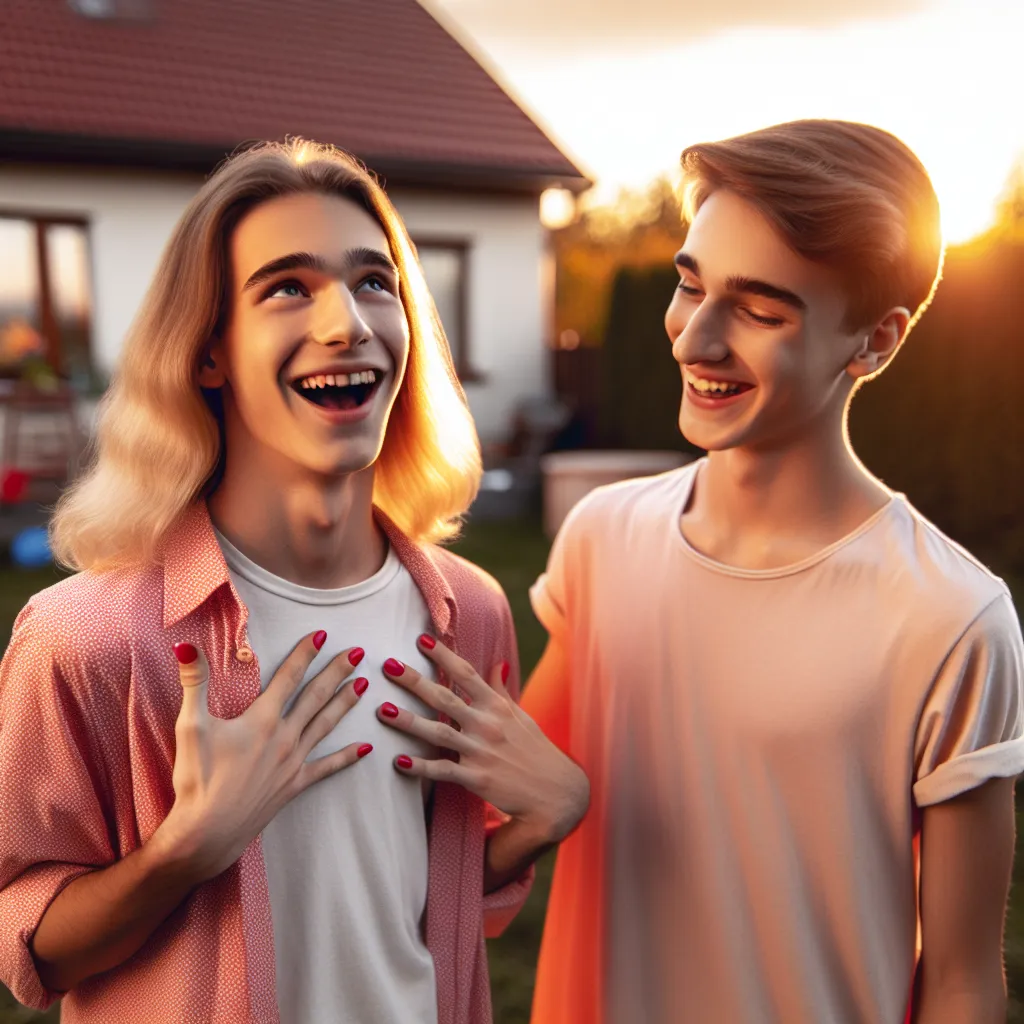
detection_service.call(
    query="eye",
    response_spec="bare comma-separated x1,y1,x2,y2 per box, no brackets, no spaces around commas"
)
356,273,392,295
677,279,703,298
740,307,786,328
265,279,308,301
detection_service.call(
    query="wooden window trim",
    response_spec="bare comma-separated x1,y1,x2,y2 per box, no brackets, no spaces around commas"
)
0,212,94,380
412,237,485,385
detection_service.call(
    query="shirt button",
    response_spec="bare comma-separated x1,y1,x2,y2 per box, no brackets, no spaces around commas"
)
235,645,254,663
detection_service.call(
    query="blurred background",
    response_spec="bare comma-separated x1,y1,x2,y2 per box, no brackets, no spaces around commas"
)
1,0,1022,1021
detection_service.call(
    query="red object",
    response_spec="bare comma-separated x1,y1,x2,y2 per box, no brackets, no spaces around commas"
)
383,658,404,676
0,0,585,191
172,642,198,665
348,647,365,666
381,702,399,719
396,755,413,770
418,634,436,650
0,468,30,504
312,629,327,651
357,744,373,759
501,661,510,685
353,677,368,697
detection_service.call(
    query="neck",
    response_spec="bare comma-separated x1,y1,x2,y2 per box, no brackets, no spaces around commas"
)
207,444,386,590
684,409,892,569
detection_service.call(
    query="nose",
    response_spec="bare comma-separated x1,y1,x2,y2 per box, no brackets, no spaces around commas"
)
310,282,371,348
665,291,729,368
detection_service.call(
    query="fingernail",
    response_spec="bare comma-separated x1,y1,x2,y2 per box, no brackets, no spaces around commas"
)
173,642,198,665
349,647,365,666
313,630,327,651
396,755,413,770
418,634,436,650
357,743,373,759
353,677,369,697
384,657,404,676
380,701,399,719
501,661,510,685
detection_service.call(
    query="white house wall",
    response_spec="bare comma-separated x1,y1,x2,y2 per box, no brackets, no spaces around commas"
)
0,165,551,444
390,189,550,443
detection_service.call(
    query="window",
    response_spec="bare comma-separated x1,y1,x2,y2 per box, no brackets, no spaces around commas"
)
67,0,154,19
0,214,97,392
414,240,480,382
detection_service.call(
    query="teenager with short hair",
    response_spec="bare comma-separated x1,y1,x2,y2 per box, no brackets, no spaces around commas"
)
524,120,1023,1023
0,139,589,1024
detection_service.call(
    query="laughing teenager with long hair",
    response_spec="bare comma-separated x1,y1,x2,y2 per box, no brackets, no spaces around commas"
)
0,140,588,1024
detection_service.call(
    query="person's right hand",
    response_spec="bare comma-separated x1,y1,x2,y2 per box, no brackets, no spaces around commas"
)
151,630,371,884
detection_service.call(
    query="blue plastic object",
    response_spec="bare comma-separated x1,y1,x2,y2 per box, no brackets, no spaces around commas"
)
10,525,52,568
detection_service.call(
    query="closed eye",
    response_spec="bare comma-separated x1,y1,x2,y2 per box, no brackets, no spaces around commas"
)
739,307,786,328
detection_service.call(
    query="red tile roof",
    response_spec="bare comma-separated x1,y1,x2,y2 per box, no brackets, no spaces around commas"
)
0,0,588,192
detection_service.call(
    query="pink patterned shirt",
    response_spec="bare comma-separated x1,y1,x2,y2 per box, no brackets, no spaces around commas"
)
0,501,531,1023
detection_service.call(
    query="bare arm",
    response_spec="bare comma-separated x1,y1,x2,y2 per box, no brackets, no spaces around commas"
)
913,776,1016,1024
30,634,369,993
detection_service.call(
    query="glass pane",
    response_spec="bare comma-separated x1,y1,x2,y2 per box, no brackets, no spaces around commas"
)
47,223,95,391
416,246,464,368
0,219,43,378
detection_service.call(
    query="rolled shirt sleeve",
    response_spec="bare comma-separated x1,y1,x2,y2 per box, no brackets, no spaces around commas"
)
0,599,116,1009
913,591,1024,807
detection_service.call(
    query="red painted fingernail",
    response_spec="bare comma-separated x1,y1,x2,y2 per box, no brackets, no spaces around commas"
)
501,661,510,685
384,657,404,676
353,677,369,697
396,755,413,770
173,642,198,664
418,634,436,649
312,630,327,651
349,647,365,666
381,701,399,719
357,743,373,758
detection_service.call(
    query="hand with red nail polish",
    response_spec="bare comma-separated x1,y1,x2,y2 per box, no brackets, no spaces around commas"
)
380,636,590,846
152,631,372,886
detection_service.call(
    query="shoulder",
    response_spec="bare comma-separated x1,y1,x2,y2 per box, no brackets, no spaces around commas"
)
5,563,162,689
885,497,1011,620
552,459,697,554
429,546,509,619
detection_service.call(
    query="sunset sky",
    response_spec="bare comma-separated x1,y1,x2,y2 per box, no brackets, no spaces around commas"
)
430,0,1022,243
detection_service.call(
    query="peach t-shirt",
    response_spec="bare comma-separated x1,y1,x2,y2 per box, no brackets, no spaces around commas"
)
526,459,1024,1024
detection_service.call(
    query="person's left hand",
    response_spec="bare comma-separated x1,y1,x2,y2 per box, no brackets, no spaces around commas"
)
376,634,589,844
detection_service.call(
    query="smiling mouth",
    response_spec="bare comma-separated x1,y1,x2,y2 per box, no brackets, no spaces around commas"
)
290,370,383,412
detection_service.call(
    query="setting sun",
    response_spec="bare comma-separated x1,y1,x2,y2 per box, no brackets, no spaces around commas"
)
442,0,1023,246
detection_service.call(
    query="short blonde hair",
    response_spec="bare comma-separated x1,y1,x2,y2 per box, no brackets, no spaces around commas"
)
51,139,481,573
680,120,944,333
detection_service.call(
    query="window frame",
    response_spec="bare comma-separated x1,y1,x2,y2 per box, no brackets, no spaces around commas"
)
0,209,94,382
412,237,483,384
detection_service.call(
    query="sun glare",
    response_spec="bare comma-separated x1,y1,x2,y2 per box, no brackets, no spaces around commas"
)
492,0,1023,248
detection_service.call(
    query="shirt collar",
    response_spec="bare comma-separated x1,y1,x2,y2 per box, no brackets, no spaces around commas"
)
162,500,456,637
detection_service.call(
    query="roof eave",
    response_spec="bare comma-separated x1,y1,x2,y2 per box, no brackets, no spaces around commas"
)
0,128,592,197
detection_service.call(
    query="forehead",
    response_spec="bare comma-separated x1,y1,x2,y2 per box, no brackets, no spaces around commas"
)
684,190,837,298
230,191,391,282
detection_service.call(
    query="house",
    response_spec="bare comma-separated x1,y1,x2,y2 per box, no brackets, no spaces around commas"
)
0,0,588,449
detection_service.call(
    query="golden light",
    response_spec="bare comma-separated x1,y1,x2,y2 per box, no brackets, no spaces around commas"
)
540,187,576,230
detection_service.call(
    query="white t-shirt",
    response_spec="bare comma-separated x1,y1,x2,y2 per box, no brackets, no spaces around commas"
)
528,459,1024,1024
216,529,439,1024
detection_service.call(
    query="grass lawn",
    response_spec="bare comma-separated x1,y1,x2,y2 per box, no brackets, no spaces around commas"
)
0,517,1023,1022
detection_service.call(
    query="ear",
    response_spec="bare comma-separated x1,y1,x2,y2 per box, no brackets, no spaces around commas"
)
198,340,227,388
845,307,911,381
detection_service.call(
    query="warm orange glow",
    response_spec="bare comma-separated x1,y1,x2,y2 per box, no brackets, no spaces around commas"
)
540,188,576,230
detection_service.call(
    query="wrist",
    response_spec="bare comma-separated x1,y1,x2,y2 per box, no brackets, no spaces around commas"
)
145,814,212,890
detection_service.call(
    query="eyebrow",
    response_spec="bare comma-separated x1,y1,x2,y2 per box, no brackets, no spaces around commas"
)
674,251,808,313
242,247,399,292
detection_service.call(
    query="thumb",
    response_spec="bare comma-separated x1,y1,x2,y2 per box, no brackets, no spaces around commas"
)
173,641,211,721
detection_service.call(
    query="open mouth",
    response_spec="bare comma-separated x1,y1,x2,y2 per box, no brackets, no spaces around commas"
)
686,373,754,401
291,369,383,412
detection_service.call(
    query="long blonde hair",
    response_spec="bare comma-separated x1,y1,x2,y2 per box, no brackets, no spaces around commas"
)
50,139,481,573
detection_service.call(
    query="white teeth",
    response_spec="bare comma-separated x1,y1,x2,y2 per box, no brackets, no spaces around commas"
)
298,369,377,390
687,373,744,395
